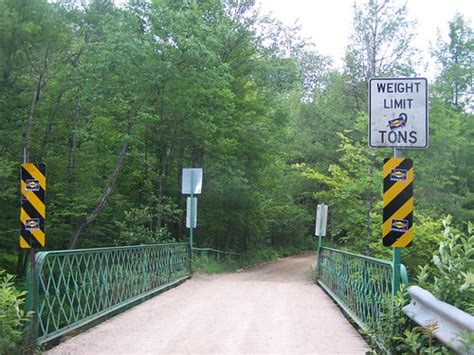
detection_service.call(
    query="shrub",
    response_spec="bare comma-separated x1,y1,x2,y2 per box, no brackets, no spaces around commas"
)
0,270,31,354
365,217,473,353
417,216,473,313
364,286,449,354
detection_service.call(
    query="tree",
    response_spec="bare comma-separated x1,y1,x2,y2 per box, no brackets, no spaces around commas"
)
341,0,417,252
346,0,417,82
433,13,473,111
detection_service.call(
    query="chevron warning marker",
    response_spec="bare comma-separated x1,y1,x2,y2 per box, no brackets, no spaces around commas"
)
20,163,46,248
383,158,413,248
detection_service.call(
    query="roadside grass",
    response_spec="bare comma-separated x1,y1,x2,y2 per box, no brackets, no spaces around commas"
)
192,255,241,274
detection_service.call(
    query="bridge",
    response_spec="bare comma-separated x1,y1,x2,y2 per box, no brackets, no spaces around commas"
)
44,253,369,354
24,242,471,353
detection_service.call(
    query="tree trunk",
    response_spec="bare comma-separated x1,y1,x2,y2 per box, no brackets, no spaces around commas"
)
23,73,44,163
67,123,132,249
330,210,335,244
365,153,375,256
156,175,163,231
144,123,148,181
176,145,185,241
40,90,64,160
16,250,28,278
67,104,80,184
155,134,166,233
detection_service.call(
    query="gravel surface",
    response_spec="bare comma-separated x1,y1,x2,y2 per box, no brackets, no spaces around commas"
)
47,254,370,354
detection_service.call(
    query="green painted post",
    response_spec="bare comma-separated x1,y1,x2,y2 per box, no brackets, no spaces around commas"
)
317,234,322,278
392,247,401,296
25,251,38,351
392,148,403,296
188,172,194,272
316,207,322,278
189,172,194,251
142,248,148,291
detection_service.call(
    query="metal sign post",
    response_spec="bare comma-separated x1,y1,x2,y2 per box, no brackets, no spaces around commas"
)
392,149,402,296
189,172,194,249
315,204,328,275
182,168,203,259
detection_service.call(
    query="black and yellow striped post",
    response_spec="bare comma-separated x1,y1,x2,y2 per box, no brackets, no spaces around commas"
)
383,156,413,296
20,163,46,351
20,163,46,249
383,157,413,247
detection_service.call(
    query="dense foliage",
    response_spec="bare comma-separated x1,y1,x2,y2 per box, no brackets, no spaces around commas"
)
365,218,473,353
0,0,472,284
417,217,474,313
0,271,31,355
0,0,319,274
0,0,472,353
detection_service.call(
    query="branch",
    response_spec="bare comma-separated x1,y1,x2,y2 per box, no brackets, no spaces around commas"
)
67,122,133,249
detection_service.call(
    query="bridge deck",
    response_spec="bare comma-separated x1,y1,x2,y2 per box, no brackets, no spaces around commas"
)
47,254,369,354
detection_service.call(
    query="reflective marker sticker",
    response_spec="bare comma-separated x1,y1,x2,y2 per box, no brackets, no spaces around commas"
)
25,218,40,231
391,219,409,233
390,169,408,182
25,179,40,191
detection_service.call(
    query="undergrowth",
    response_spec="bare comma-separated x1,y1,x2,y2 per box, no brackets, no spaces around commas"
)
0,270,32,355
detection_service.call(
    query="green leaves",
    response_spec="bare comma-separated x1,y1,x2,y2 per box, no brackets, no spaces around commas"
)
0,0,471,283
0,270,32,354
419,216,474,313
433,13,473,109
0,0,320,256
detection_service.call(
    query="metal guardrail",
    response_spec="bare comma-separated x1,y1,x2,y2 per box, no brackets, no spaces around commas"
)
403,286,474,354
26,243,190,345
317,247,408,329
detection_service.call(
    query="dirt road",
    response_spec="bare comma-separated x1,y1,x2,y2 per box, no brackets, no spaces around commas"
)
47,254,370,354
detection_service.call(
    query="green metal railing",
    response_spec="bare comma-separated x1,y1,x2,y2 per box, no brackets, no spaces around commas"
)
317,247,408,330
27,243,190,345
192,247,244,261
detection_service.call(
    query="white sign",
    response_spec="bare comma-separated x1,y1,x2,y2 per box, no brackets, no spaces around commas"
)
315,204,328,237
182,168,203,194
186,197,197,228
369,77,428,148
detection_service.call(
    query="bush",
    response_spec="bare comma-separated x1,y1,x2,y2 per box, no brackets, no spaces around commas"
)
0,270,31,354
365,217,473,353
192,254,240,274
417,216,474,313
365,286,449,354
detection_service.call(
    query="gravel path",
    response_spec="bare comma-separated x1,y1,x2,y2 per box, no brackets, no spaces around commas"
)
47,254,370,354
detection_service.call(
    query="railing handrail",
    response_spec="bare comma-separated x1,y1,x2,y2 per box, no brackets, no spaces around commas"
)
320,246,392,266
34,243,189,273
192,247,244,257
321,246,409,285
36,242,188,259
